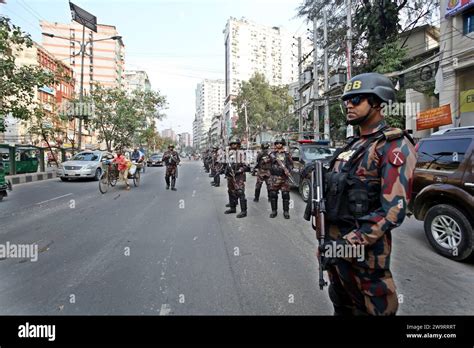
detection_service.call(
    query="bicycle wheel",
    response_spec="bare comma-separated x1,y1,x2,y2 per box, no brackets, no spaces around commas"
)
110,171,118,187
133,170,140,187
99,172,109,194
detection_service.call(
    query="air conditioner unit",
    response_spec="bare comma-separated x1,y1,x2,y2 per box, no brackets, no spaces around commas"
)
329,73,347,87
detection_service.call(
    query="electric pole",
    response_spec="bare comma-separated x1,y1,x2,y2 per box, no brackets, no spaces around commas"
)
312,9,320,140
346,0,354,138
297,37,303,139
323,8,330,141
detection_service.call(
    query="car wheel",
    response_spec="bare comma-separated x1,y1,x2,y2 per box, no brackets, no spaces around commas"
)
424,204,473,261
94,168,102,181
299,178,311,203
60,177,69,182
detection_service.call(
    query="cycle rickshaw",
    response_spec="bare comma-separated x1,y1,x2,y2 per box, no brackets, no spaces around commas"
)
99,159,142,194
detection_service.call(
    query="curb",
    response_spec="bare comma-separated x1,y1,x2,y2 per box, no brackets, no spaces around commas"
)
7,171,58,186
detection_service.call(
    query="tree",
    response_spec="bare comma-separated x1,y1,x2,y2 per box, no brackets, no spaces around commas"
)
233,73,294,141
85,84,167,151
295,0,439,74
0,16,55,127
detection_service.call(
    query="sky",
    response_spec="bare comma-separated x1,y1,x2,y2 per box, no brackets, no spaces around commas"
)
1,0,309,135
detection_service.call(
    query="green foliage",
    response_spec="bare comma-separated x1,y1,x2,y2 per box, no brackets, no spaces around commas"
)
0,16,55,126
85,84,167,152
233,73,294,141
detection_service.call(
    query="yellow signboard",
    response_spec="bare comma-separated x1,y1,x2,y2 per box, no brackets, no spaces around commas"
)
460,89,474,113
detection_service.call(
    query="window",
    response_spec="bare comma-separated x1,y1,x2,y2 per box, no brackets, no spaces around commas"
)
463,8,474,34
417,138,472,171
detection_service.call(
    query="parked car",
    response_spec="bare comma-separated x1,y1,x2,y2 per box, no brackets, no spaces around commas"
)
147,153,164,167
57,151,112,181
410,127,474,261
288,139,334,202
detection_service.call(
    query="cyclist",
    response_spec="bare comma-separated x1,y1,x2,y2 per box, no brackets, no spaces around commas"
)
113,151,131,190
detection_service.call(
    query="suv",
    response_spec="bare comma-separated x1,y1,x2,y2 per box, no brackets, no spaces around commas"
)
288,140,334,202
410,128,474,261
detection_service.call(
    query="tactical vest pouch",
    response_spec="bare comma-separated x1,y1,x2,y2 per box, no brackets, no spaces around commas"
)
325,171,348,222
347,176,369,218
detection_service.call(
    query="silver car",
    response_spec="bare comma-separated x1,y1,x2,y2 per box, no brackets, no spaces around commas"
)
58,151,112,182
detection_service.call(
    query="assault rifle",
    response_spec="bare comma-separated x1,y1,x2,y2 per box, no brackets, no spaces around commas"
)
273,153,297,186
311,160,328,290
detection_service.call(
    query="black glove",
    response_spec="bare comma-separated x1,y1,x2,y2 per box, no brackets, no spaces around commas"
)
319,239,349,270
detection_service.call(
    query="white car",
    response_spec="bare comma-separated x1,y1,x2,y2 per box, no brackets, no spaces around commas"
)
58,151,113,181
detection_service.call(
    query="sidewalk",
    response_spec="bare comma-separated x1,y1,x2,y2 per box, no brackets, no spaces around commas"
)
7,167,58,186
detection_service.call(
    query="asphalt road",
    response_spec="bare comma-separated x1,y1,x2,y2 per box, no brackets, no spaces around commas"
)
0,159,472,315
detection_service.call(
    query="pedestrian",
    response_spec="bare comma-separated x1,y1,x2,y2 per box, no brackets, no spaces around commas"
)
223,138,249,218
113,150,131,190
268,138,293,219
304,72,417,316
163,144,180,191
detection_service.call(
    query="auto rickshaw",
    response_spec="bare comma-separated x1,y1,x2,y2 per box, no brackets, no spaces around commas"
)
0,146,39,175
0,160,12,201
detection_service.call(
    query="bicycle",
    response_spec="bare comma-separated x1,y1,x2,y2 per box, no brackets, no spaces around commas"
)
99,160,119,194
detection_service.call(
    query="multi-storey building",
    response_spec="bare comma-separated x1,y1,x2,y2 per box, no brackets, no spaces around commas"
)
161,128,176,142
124,70,151,93
439,0,474,127
223,17,299,141
1,42,75,146
194,79,225,150
178,132,191,148
40,20,125,93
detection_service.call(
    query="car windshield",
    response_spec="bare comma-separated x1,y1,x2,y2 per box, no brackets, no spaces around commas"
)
302,146,333,160
71,153,100,161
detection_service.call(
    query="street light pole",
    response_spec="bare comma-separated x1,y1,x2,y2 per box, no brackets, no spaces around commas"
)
78,25,86,150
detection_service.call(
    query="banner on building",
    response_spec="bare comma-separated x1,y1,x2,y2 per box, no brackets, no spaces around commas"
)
416,104,453,130
460,89,474,113
446,0,474,17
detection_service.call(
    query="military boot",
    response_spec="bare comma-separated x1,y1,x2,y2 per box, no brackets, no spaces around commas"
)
224,194,237,214
171,177,177,191
165,176,170,190
269,191,278,218
253,187,261,202
236,197,247,218
282,191,290,219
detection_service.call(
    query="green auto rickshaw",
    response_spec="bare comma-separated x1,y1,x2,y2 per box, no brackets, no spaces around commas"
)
0,146,39,175
0,160,12,201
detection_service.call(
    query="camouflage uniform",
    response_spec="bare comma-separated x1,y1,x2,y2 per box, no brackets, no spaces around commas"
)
203,150,210,173
163,149,180,190
269,145,293,219
210,148,222,187
253,148,272,202
309,120,417,315
224,146,249,218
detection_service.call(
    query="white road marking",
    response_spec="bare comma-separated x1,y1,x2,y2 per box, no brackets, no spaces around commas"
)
159,304,171,315
36,193,73,205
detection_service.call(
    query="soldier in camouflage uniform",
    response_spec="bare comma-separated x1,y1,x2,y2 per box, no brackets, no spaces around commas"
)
163,144,181,191
223,138,249,218
210,146,222,187
304,72,417,316
253,142,272,202
269,138,294,219
203,149,210,173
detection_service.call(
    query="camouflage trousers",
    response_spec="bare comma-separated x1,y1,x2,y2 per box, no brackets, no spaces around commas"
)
327,260,398,316
227,174,245,192
165,165,178,178
255,170,271,190
269,175,290,192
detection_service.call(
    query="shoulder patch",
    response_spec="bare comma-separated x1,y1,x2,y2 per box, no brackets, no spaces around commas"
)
383,128,404,141
389,150,405,166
